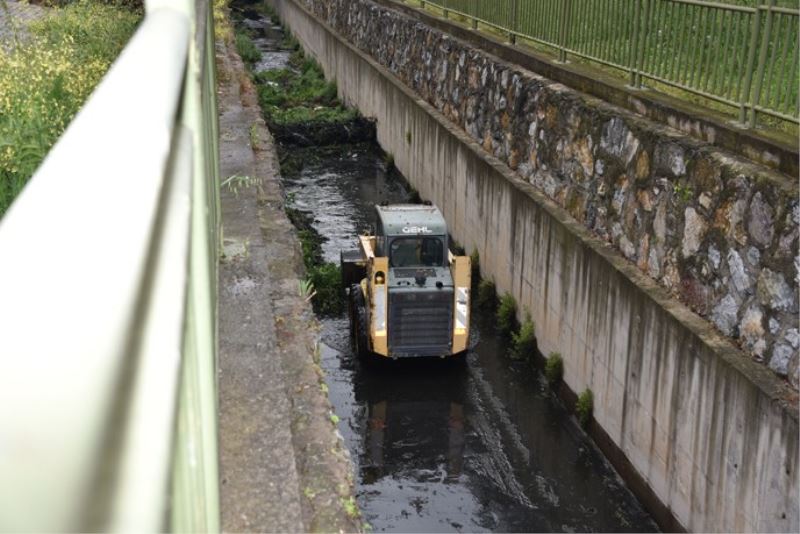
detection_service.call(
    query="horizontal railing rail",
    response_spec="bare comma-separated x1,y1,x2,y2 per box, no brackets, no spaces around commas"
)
413,0,799,129
0,0,220,531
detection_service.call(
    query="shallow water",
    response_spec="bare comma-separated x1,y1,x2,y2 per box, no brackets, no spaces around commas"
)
236,6,659,532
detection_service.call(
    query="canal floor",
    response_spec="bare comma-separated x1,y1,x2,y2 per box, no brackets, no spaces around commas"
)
236,5,659,532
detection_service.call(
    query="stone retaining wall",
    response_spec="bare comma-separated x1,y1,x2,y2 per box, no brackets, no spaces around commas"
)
298,0,799,387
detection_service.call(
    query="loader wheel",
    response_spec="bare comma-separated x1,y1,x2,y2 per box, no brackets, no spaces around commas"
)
350,284,369,359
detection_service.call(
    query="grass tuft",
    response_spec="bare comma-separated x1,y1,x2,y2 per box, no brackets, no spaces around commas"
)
544,352,563,386
475,279,497,312
496,292,518,337
235,30,261,65
511,312,535,360
576,388,594,428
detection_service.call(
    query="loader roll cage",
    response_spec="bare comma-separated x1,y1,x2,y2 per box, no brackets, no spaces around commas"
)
389,236,445,268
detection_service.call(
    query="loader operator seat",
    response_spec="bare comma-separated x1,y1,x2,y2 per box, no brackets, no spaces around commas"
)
391,238,420,267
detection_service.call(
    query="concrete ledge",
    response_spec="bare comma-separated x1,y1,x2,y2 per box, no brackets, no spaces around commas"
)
271,0,799,531
216,32,360,533
375,0,799,178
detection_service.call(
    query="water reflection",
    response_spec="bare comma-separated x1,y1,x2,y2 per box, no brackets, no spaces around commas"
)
357,361,468,486
235,7,660,530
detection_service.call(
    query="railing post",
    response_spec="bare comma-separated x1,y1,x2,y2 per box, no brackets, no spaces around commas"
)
739,3,763,124
629,0,643,86
471,0,478,29
558,0,572,62
632,0,651,87
509,0,519,44
748,0,776,127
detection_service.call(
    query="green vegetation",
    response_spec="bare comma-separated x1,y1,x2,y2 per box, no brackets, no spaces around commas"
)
235,30,261,65
673,183,694,204
412,0,798,133
213,0,232,43
576,388,594,429
511,312,536,360
544,352,563,386
0,0,141,217
475,279,497,312
341,496,360,519
253,52,356,127
221,174,256,197
249,123,259,148
255,1,282,26
287,206,344,316
307,262,343,316
496,292,518,337
470,248,480,272
281,30,300,51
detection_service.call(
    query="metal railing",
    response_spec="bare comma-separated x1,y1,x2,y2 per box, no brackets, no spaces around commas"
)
0,0,221,531
413,0,799,128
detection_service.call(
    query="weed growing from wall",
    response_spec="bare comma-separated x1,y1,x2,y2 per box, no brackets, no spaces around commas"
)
475,279,497,312
576,388,594,428
545,352,563,386
496,293,518,337
469,249,480,286
511,312,536,360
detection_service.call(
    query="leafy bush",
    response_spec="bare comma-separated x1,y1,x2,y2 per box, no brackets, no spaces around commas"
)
545,352,563,386
0,0,140,217
511,312,535,360
475,279,497,311
496,293,518,337
235,31,261,64
576,388,594,428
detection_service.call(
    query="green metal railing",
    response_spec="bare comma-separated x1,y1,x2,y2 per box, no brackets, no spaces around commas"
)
413,0,799,128
0,0,220,531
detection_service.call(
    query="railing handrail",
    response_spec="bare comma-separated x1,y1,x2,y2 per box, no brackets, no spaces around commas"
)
0,0,220,531
415,0,799,129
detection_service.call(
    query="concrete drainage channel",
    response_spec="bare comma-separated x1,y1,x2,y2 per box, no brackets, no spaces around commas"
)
231,3,660,531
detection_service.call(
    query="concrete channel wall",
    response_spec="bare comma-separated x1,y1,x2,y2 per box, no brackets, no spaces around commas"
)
291,0,800,387
268,0,799,531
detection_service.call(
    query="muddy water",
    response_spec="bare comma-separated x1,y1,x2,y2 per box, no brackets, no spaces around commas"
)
236,6,658,532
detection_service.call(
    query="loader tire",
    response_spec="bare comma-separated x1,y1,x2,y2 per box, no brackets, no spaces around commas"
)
350,284,369,359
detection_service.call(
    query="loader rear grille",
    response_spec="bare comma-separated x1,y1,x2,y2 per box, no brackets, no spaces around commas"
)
389,290,453,356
